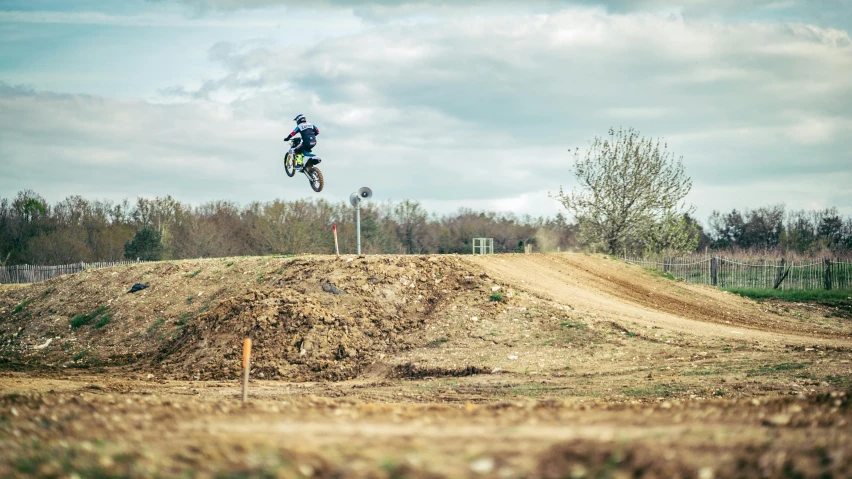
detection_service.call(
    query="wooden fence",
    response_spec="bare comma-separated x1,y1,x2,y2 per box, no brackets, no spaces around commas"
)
0,260,143,284
623,256,852,290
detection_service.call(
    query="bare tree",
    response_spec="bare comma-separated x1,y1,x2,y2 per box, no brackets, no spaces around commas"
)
553,127,694,255
394,200,428,254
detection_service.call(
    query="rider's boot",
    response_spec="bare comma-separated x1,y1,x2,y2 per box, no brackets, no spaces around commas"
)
295,153,304,169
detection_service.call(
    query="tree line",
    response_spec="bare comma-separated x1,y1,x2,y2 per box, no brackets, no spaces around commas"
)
1,190,850,266
0,190,579,265
705,205,852,254
1,189,849,267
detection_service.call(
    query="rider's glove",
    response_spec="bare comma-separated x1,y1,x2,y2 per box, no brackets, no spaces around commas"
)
284,135,292,141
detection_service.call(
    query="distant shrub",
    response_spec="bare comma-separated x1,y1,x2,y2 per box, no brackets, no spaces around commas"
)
13,298,33,314
93,313,113,329
70,306,108,329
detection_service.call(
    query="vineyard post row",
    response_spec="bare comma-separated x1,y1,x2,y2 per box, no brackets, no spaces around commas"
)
623,255,851,290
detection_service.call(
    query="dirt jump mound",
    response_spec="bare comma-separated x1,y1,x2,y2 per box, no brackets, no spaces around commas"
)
159,255,484,381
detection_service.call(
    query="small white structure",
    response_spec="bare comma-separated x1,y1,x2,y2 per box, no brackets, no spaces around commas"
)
472,238,494,255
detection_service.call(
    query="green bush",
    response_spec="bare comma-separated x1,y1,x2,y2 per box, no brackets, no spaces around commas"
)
70,306,108,329
93,313,113,329
12,298,33,315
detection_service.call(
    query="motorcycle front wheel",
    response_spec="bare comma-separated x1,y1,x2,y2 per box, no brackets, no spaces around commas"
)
284,152,296,177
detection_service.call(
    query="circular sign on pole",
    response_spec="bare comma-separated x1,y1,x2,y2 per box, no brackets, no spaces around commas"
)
350,187,373,256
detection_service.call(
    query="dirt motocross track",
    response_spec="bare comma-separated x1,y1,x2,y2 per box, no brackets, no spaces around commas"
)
1,253,851,478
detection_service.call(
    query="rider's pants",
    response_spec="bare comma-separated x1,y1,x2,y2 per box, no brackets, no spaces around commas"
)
294,138,317,157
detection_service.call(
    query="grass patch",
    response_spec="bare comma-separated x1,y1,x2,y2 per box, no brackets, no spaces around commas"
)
724,288,852,303
824,375,852,387
624,383,686,398
72,349,89,362
507,384,551,398
198,301,212,314
12,298,34,314
185,269,202,278
186,296,194,304
147,317,165,336
225,262,233,267
746,362,809,376
425,337,448,348
681,369,720,376
69,306,109,329
645,268,676,281
489,292,505,302
93,313,113,329
176,312,191,328
560,321,587,329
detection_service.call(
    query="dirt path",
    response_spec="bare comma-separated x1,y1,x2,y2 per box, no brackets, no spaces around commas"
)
467,254,852,346
1,372,849,478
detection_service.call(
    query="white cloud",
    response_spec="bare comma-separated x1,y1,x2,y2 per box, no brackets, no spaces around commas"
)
0,9,279,27
785,116,840,145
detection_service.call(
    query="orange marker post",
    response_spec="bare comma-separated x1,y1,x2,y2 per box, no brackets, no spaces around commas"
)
332,224,340,256
241,338,252,402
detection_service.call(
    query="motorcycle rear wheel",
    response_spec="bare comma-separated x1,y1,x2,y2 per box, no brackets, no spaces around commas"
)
308,167,324,192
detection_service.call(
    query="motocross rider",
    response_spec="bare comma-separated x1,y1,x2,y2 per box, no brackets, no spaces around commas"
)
284,114,319,169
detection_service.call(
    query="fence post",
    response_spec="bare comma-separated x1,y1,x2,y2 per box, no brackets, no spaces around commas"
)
824,258,832,290
710,257,718,286
773,258,788,290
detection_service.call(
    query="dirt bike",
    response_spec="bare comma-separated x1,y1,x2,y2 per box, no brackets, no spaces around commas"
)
284,139,324,192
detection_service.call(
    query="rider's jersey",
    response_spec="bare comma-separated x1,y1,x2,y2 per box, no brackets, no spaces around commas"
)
290,122,319,144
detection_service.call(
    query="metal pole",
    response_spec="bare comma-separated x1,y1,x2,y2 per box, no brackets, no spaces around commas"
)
356,200,361,255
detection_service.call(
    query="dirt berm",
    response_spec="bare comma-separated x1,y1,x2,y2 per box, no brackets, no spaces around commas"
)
0,255,521,380
158,255,495,381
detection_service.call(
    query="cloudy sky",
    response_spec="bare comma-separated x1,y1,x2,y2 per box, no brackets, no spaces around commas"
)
1,0,850,223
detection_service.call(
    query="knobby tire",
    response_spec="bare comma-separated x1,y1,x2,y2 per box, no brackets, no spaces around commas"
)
308,167,324,192
284,153,296,177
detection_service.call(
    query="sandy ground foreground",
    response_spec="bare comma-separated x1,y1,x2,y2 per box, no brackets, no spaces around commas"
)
1,253,850,478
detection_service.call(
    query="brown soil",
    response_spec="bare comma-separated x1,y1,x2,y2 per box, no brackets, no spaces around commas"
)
468,254,852,342
160,255,481,381
1,253,851,478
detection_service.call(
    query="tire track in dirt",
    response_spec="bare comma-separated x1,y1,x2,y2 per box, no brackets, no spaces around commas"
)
466,254,852,346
